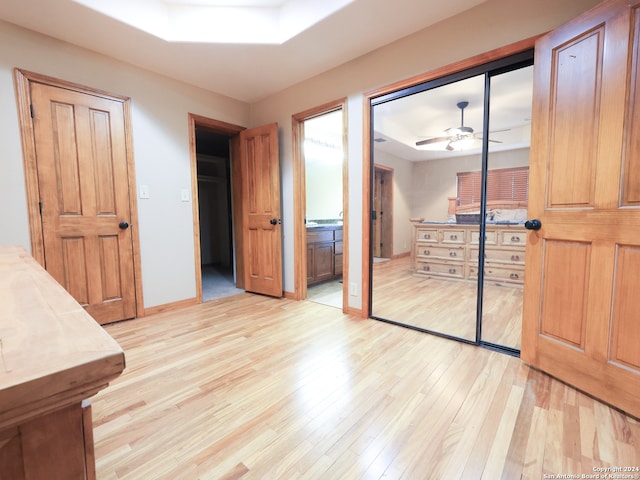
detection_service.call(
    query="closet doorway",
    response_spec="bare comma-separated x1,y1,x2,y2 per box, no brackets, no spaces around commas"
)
369,51,533,355
190,116,245,302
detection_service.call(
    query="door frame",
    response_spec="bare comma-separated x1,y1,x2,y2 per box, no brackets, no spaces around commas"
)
292,98,348,307
361,36,540,317
14,68,145,318
187,114,245,303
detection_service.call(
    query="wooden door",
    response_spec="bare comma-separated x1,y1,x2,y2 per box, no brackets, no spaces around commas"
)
373,166,393,258
522,0,640,418
373,170,382,257
239,123,283,297
30,82,136,324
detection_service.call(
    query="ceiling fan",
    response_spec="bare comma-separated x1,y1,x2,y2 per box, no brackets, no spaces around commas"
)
416,101,490,151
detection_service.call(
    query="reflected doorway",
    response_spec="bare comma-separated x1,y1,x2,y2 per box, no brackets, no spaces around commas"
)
373,165,393,260
369,52,533,354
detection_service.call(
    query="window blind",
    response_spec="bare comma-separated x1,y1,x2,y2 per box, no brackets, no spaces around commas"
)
456,166,529,205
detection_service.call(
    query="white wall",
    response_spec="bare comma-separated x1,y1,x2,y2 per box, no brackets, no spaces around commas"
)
0,20,250,309
250,0,600,311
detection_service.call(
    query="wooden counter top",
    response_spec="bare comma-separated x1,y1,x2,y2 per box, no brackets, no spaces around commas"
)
0,246,125,431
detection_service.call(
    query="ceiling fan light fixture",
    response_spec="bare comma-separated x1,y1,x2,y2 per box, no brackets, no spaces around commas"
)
415,100,476,151
447,134,475,151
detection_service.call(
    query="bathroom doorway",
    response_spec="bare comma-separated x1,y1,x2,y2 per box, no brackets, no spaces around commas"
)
292,101,348,309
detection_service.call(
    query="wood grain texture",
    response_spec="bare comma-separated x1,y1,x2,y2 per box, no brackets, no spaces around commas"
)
92,293,639,479
0,246,125,431
240,123,282,297
523,0,640,419
14,69,143,324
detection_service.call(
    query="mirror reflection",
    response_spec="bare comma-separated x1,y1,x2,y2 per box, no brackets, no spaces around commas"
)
370,63,533,351
480,66,533,350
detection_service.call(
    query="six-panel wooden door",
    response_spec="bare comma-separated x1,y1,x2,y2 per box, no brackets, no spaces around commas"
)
239,123,283,297
30,82,137,324
522,0,640,418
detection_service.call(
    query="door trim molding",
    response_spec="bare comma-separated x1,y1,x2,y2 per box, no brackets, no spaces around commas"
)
187,114,245,303
14,68,145,319
362,35,540,317
292,98,348,306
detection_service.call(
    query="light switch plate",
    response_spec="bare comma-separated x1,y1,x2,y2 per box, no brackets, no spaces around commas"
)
180,188,190,202
139,185,150,199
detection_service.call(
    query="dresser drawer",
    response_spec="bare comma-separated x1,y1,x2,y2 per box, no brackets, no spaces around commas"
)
415,228,438,243
498,229,526,246
416,245,465,260
468,264,524,284
440,229,466,244
470,229,497,245
415,260,464,279
470,247,524,264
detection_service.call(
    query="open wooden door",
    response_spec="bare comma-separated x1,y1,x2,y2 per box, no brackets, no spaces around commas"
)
27,79,137,325
522,0,640,418
239,123,283,297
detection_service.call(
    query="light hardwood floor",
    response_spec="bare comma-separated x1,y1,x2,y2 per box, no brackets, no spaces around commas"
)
93,293,640,479
372,256,523,349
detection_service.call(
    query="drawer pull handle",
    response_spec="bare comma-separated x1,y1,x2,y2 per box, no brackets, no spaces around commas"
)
424,234,431,239
450,235,458,240
449,268,457,274
449,251,457,257
511,255,520,261
511,236,520,242
423,250,430,255
423,265,430,271
510,273,519,280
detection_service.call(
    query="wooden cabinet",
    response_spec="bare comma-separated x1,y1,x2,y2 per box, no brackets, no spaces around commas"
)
0,246,125,479
307,226,343,285
411,222,526,286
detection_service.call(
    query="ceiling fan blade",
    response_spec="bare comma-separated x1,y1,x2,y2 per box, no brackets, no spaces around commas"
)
416,136,451,146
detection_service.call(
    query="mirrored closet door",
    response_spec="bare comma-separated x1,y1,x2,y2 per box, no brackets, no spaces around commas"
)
369,53,533,354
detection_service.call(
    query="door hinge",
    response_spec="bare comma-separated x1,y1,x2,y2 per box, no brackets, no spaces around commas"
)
30,104,35,118
38,201,42,215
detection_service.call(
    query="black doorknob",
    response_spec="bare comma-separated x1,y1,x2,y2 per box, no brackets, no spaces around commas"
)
524,219,542,230
119,221,129,230
270,218,277,225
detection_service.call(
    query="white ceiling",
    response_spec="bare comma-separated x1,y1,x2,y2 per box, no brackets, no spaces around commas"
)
0,0,487,103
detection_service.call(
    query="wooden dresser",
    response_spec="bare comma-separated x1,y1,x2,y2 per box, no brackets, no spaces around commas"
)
410,221,526,286
306,225,343,285
0,246,125,479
